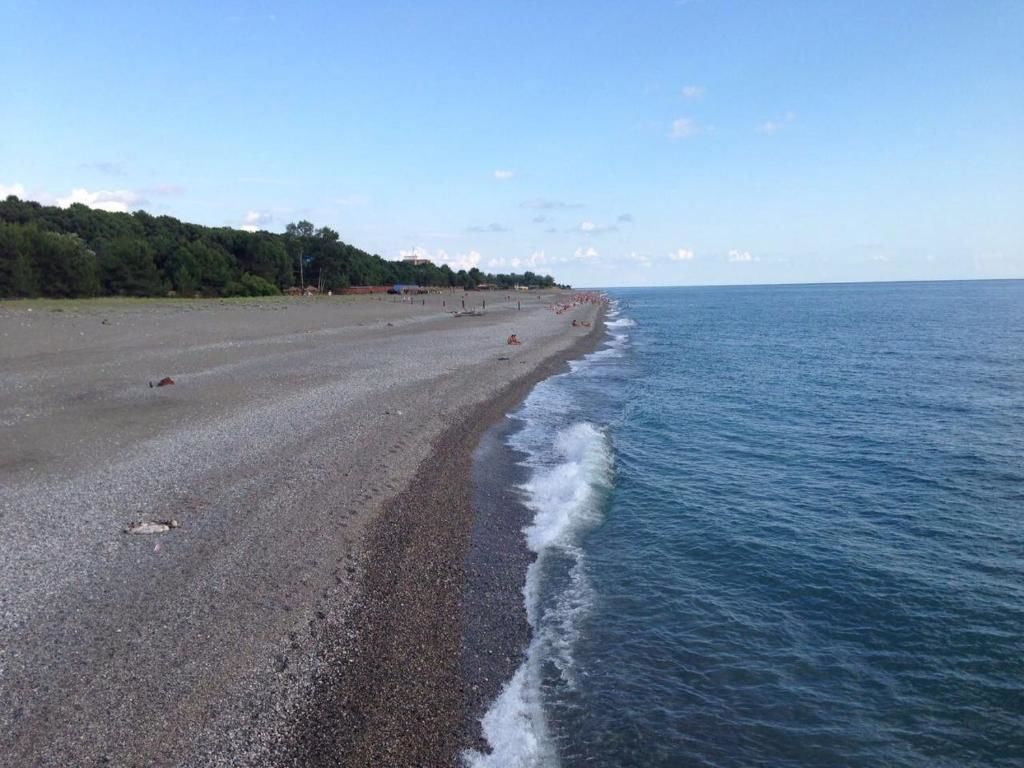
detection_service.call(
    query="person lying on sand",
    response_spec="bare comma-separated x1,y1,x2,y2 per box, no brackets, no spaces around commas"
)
507,334,521,345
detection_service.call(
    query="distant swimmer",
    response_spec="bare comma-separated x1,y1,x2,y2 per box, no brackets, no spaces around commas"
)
507,334,521,345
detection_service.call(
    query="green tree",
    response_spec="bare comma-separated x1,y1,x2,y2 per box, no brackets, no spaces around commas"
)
247,237,291,287
239,272,280,296
191,240,233,294
28,228,99,297
283,220,316,287
0,222,39,296
98,237,163,296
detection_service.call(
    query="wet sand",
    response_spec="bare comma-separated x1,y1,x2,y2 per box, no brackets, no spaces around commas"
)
0,292,602,767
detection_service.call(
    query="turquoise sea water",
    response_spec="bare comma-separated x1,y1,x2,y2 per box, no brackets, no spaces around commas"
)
467,281,1024,767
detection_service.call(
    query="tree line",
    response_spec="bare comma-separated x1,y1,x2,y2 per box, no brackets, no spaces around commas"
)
0,196,562,298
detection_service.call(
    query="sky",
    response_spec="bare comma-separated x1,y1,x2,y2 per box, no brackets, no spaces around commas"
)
1,0,1022,287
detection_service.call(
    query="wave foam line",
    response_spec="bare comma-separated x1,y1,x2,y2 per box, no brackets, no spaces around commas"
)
464,422,613,768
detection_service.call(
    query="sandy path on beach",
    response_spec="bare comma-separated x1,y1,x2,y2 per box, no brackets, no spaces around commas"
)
0,292,599,767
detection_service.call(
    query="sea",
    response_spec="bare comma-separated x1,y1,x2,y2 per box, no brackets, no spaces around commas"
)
465,281,1024,768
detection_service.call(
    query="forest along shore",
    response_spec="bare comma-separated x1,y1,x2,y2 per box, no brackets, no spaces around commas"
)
0,290,603,768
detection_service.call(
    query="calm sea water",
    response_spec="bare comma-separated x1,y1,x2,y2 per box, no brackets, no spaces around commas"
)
466,281,1024,768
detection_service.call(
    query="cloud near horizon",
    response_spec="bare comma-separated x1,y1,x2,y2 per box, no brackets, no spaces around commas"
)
728,249,758,262
56,187,145,213
5,181,184,211
670,248,695,261
240,210,273,232
488,249,549,271
1,182,27,198
493,169,515,180
398,246,481,272
627,251,652,267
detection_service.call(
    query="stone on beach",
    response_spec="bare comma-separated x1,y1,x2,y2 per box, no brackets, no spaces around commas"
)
125,519,180,535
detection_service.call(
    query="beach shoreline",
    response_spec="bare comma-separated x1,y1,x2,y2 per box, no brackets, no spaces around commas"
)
275,305,606,767
0,291,603,767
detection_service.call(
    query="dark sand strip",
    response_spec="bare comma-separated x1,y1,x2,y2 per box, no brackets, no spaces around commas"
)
461,412,537,753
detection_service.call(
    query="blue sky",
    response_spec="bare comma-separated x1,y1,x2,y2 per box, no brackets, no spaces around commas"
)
2,0,1021,286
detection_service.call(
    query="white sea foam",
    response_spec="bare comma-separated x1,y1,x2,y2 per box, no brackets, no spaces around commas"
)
566,314,634,372
464,310,630,767
522,423,611,552
463,646,556,768
605,317,636,328
463,421,613,768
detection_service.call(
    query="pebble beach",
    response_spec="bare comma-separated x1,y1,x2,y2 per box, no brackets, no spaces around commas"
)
0,291,603,767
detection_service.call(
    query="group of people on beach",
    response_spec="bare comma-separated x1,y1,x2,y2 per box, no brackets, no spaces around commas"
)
505,291,605,346
550,291,608,316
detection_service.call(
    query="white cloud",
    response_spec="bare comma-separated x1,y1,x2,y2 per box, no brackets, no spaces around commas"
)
56,187,143,213
494,169,515,180
668,117,699,139
573,246,599,259
627,251,652,267
670,248,695,261
728,249,759,263
399,247,481,272
6,181,182,209
439,249,482,272
489,249,549,271
681,85,704,100
525,249,547,268
578,220,618,234
244,210,271,225
239,210,273,232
